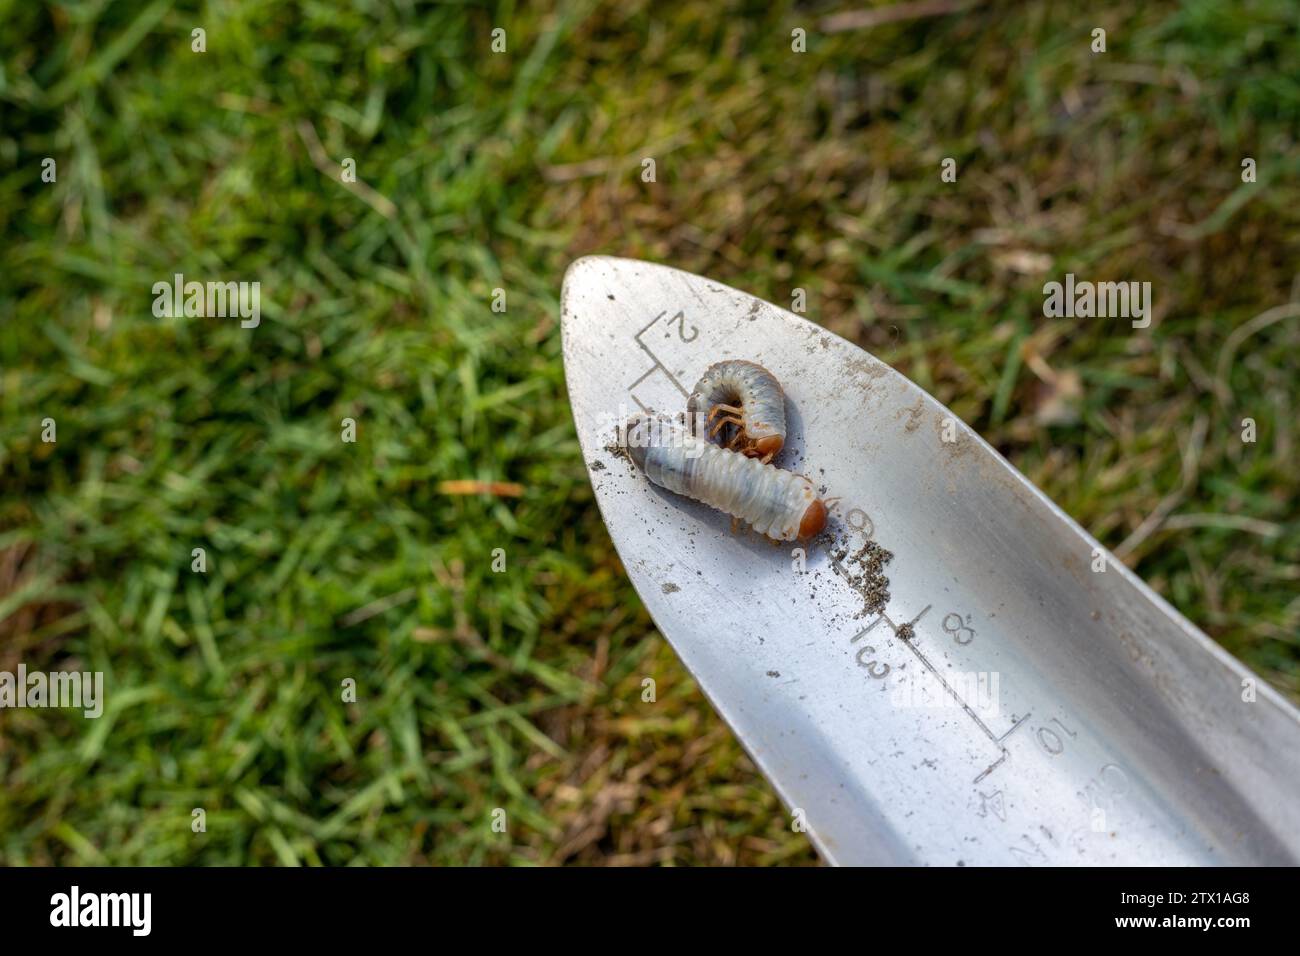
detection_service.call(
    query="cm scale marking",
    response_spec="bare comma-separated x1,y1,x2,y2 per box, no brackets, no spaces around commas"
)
561,255,1300,866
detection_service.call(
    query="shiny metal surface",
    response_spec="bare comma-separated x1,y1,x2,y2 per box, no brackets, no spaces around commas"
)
560,255,1300,866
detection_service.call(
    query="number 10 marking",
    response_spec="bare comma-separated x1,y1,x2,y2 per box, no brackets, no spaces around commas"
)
1036,716,1078,756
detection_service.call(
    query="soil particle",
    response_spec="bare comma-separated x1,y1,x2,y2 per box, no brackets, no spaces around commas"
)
898,398,924,433
826,532,894,618
604,439,631,464
845,357,889,392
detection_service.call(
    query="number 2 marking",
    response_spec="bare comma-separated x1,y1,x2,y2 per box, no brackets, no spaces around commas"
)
667,310,697,342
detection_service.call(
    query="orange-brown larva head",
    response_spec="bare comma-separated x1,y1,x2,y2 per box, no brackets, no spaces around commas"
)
798,498,827,539
749,433,784,461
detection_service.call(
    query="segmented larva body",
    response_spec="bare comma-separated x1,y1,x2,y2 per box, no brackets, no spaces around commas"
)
624,417,826,541
686,360,787,462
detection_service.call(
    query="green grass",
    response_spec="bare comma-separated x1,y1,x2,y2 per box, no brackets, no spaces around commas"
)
1,0,1297,865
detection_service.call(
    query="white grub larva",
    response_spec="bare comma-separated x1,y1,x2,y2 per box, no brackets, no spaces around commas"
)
686,360,787,463
623,416,827,541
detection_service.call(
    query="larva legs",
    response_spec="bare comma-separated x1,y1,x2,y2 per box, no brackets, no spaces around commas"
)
709,414,744,438
707,402,758,456
687,360,788,463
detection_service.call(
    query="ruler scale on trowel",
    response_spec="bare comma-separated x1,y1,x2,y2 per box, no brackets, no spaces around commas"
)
560,255,1300,866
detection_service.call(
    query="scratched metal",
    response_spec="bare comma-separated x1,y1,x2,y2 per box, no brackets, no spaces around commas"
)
561,255,1300,866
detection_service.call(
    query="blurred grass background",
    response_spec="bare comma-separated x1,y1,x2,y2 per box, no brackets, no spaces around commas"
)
0,0,1297,865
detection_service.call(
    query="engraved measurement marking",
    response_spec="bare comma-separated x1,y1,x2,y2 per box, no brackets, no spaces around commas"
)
972,714,1032,785
896,613,1005,751
898,609,1030,784
628,310,694,411
1078,763,1130,811
1035,716,1078,756
848,605,932,680
1008,832,1049,867
849,602,1031,784
941,612,976,645
842,507,875,539
977,789,1007,822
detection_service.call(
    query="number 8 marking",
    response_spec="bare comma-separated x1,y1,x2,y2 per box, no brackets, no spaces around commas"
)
942,612,975,645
